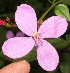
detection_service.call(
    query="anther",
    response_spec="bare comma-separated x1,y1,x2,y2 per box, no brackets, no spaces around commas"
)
32,32,38,37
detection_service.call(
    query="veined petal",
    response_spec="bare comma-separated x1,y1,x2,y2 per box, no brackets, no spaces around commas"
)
37,40,59,71
2,37,35,59
15,4,37,36
38,16,68,38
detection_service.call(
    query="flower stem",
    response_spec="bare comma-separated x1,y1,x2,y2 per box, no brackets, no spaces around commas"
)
48,0,53,4
38,0,62,22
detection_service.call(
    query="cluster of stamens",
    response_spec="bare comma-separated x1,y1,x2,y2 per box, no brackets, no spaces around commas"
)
32,32,43,46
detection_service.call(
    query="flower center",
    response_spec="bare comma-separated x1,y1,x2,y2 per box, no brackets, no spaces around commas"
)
32,32,42,46
32,32,38,37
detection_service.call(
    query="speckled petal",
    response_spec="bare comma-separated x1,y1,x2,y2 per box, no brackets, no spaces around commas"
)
15,4,37,36
37,40,59,71
38,16,68,38
2,37,35,59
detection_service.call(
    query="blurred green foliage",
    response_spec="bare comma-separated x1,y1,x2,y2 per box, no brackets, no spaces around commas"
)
0,0,70,73
0,0,52,19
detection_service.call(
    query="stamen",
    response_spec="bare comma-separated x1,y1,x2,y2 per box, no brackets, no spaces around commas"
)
32,32,38,37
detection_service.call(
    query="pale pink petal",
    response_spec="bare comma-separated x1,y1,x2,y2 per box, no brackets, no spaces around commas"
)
37,40,59,71
2,37,35,59
38,16,68,38
15,4,37,36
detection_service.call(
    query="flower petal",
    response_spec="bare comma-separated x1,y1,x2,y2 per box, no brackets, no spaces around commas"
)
16,31,25,37
38,16,68,38
6,31,14,39
2,37,35,59
15,4,37,36
37,40,59,71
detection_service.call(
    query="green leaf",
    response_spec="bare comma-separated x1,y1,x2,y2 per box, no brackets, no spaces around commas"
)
66,35,70,46
62,0,70,6
0,26,7,50
0,59,4,67
0,14,14,18
0,51,13,62
46,38,68,51
20,47,36,62
60,54,70,73
54,4,70,22
48,70,58,73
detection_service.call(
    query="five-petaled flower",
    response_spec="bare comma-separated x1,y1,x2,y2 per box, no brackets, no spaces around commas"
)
2,4,68,71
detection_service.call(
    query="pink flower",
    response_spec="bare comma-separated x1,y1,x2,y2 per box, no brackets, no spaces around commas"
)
2,4,68,71
0,19,5,25
6,31,14,39
6,31,25,39
15,31,25,37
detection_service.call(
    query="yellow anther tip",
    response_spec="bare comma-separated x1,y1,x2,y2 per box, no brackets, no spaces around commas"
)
32,32,38,37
